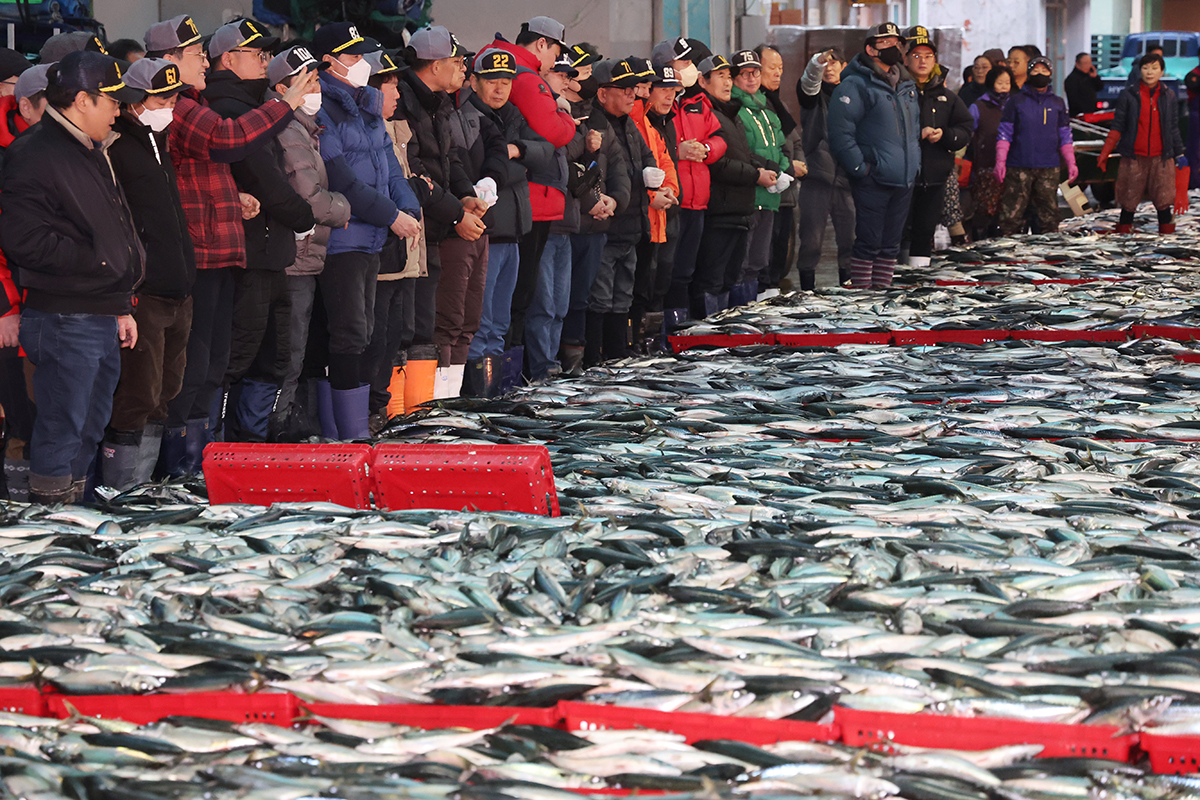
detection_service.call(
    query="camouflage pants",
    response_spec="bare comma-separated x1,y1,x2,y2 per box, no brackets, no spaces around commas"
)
998,167,1060,236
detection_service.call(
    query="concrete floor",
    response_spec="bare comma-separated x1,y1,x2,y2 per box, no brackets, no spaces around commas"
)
777,218,844,290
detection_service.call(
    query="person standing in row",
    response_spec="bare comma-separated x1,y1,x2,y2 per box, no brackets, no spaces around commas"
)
2,51,146,503
994,56,1075,236
902,26,971,269
967,66,1014,240
1064,52,1103,117
796,48,853,288
1098,53,1186,235
756,44,804,299
958,54,992,108
828,23,920,290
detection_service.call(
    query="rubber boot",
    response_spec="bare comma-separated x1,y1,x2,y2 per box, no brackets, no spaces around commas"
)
583,311,604,368
235,380,278,442
136,423,163,485
483,354,504,397
1161,223,1176,234
716,291,730,311
316,380,338,439
559,344,584,377
403,347,438,411
157,426,188,479
462,358,486,398
798,270,816,291
642,311,665,353
445,364,465,398
664,308,689,331
4,451,30,503
602,313,628,361
208,389,226,444
29,474,74,506
386,367,405,416
432,367,451,400
183,418,209,475
1114,224,1133,234
629,310,645,355
907,255,932,268
501,346,525,393
99,433,140,492
331,384,371,440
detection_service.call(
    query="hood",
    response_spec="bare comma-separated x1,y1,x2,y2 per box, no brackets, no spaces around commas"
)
400,67,447,115
320,71,382,118
706,91,742,118
916,64,945,93
203,70,268,106
489,38,541,73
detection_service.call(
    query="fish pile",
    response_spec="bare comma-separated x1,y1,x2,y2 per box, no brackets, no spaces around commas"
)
4,711,1195,800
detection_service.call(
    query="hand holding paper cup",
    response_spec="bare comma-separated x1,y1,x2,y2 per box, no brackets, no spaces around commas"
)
643,167,666,189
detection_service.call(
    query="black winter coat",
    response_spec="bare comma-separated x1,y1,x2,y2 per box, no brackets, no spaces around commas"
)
109,113,196,299
0,108,144,315
398,69,471,244
596,104,656,242
914,69,973,188
705,92,770,229
453,91,553,241
204,71,314,271
562,98,632,237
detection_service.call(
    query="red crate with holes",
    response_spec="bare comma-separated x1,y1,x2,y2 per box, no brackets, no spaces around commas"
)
45,692,298,725
372,443,559,516
560,701,838,745
202,443,373,508
300,703,562,729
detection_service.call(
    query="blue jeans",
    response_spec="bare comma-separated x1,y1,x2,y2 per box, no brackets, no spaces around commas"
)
19,310,120,491
525,233,572,380
469,241,520,360
562,233,606,343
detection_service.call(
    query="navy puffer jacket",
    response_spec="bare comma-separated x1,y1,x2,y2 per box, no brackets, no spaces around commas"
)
827,52,921,188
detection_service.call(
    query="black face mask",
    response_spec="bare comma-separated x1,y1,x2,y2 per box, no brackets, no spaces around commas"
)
992,91,1010,104
1026,73,1051,89
875,46,904,67
576,75,599,101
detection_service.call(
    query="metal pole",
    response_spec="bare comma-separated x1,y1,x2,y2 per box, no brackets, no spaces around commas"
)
680,0,688,39
729,0,736,53
6,23,12,51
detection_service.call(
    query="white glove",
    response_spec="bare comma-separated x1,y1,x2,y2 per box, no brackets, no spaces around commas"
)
767,173,795,194
295,227,315,240
643,166,666,189
474,177,499,208
556,94,572,113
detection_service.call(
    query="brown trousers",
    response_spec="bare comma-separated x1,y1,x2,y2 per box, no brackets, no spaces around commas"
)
109,294,193,433
1116,155,1176,212
435,237,489,365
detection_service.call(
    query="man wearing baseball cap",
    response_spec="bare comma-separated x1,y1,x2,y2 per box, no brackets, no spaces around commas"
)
483,18,578,359
204,19,317,445
102,58,197,489
901,26,971,269
38,31,106,65
1,51,146,504
827,22,920,289
315,21,421,437
144,14,318,476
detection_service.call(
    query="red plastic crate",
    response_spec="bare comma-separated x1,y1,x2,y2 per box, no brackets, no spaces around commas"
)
300,703,562,729
1175,353,1200,363
836,707,1134,760
1030,278,1128,285
0,688,48,716
560,701,838,745
1008,330,1129,342
935,280,1005,286
775,332,893,347
202,443,373,508
1133,325,1200,342
371,443,559,515
668,334,773,353
893,330,1013,346
1141,731,1200,774
45,692,298,726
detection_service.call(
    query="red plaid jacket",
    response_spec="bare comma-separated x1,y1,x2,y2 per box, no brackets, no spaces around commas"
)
169,90,293,270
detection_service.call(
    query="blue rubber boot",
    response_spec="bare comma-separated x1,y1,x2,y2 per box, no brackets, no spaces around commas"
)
501,346,525,394
235,380,278,442
157,426,187,479
330,384,371,440
316,380,338,440
183,418,209,475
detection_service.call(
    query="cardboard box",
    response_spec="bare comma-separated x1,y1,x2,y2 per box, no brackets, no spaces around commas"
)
778,9,806,24
1061,181,1092,216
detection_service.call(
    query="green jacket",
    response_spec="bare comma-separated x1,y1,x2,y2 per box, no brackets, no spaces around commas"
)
731,85,788,210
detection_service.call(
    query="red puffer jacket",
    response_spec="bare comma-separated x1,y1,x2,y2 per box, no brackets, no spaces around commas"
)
673,88,727,210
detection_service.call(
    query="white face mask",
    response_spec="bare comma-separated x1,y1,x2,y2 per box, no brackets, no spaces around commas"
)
300,92,322,115
334,57,371,88
137,106,175,132
677,63,700,88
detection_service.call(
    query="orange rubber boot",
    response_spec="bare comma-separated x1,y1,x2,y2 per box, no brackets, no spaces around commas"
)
386,367,405,417
403,358,437,412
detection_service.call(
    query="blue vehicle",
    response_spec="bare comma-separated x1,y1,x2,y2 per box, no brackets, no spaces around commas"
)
1096,31,1199,109
0,0,104,57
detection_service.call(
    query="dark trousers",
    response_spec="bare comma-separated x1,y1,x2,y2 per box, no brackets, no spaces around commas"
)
797,179,855,285
365,277,414,413
413,243,440,348
226,269,291,386
19,310,119,491
740,208,775,286
168,267,234,426
905,182,948,260
319,250,380,390
0,349,33,444
692,223,748,297
650,215,680,311
665,208,704,308
764,205,794,288
563,232,606,344
110,294,192,434
850,176,914,263
435,236,489,365
505,220,551,348
630,235,660,318
277,275,316,419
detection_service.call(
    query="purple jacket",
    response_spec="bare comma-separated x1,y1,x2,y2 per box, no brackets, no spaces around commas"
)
997,85,1071,169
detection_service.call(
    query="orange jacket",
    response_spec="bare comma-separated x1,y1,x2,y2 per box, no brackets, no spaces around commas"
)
631,100,680,244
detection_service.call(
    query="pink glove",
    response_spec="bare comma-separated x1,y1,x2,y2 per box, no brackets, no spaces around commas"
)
1060,144,1078,183
993,140,1010,183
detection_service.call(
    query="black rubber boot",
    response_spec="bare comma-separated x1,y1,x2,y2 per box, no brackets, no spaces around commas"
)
602,313,629,361
559,344,584,377
583,311,604,368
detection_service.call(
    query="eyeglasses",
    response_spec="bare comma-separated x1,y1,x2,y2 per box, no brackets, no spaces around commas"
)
229,49,271,62
184,50,209,62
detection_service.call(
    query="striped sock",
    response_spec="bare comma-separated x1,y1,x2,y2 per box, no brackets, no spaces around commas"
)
872,258,896,289
850,258,873,289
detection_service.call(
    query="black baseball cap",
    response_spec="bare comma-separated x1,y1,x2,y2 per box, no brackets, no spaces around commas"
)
903,26,936,53
474,48,517,78
311,22,379,58
698,54,732,76
124,57,190,96
268,45,328,85
687,39,713,64
731,49,761,72
566,42,602,68
865,22,903,47
40,31,107,65
593,58,640,88
51,50,144,104
209,19,279,59
627,56,654,82
551,52,579,77
652,64,683,88
0,48,30,82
